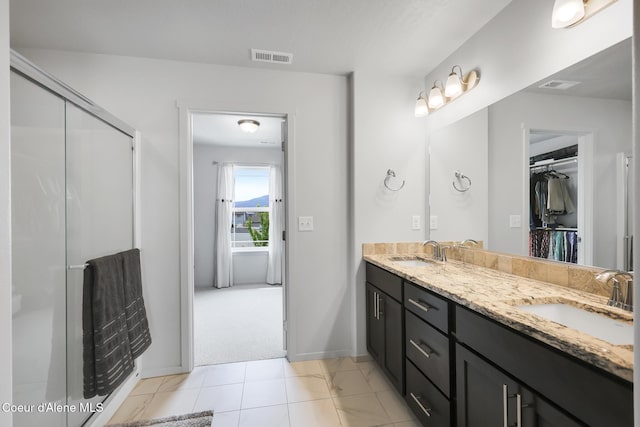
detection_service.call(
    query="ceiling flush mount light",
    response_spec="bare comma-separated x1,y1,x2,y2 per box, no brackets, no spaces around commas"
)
414,66,480,117
237,119,260,133
414,92,429,117
551,0,617,29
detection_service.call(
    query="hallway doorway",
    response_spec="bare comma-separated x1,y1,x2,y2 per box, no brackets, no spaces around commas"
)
191,112,287,366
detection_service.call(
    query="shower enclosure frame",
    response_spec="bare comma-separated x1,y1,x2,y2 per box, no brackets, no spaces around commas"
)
10,50,142,427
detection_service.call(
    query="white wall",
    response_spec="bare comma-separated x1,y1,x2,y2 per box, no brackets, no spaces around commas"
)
193,143,281,288
633,6,640,425
351,72,427,355
424,0,632,132
424,1,631,250
429,108,488,243
0,0,13,424
232,252,269,285
488,91,632,268
18,48,349,372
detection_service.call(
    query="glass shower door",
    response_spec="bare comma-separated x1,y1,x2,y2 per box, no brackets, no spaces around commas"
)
65,103,135,426
10,71,67,427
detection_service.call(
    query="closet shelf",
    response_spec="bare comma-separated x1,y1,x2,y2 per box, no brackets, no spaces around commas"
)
529,156,578,170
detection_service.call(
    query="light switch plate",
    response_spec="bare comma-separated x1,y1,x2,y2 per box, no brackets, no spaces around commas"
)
298,216,314,231
412,215,421,230
430,215,438,230
509,215,521,228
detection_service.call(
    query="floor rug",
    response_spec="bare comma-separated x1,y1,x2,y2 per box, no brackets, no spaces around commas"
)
194,284,286,365
106,410,213,427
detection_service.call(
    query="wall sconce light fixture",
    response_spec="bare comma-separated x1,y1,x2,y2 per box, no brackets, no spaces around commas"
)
551,0,617,29
428,81,446,109
414,92,429,117
414,66,480,117
237,119,260,133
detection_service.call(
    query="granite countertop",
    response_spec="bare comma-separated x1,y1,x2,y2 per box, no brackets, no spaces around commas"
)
364,253,633,382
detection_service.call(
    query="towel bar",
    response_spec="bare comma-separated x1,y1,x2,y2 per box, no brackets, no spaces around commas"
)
67,264,89,270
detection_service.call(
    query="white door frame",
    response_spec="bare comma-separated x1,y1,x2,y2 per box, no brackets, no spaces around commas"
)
177,102,294,371
521,126,594,266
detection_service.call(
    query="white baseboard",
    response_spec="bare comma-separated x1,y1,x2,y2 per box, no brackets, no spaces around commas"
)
142,365,187,379
286,349,353,363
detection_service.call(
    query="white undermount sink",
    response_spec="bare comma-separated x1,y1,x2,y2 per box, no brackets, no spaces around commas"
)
517,303,633,346
391,258,435,267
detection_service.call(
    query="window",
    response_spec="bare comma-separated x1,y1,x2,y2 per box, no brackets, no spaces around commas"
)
232,166,270,249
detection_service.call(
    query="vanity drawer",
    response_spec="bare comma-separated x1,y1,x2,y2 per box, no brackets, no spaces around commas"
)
405,360,450,427
366,262,402,301
404,282,449,333
405,311,450,397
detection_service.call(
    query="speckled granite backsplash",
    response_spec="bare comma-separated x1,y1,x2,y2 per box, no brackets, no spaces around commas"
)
362,242,611,298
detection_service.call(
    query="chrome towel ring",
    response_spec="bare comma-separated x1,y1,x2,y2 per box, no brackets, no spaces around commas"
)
452,170,472,192
384,169,405,191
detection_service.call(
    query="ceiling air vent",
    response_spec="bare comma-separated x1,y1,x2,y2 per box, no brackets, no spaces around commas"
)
251,49,293,65
538,80,581,90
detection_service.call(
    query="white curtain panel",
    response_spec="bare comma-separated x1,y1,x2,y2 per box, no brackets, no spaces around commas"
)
267,165,283,285
214,163,234,288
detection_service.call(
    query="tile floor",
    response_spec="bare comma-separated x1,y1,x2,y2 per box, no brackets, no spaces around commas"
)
108,357,420,427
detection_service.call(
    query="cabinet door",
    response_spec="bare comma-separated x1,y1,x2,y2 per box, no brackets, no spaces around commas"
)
366,284,385,363
381,293,403,393
457,344,583,427
526,394,584,427
457,344,521,427
366,283,404,394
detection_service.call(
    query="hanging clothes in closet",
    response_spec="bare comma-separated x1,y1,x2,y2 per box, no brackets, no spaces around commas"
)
530,169,576,228
529,229,578,264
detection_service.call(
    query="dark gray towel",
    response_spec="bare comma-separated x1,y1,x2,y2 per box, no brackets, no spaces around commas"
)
83,253,135,398
120,249,152,359
83,249,151,399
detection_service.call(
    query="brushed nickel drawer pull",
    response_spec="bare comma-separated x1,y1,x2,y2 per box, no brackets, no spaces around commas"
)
409,339,434,359
502,384,508,427
410,392,432,417
408,298,432,313
373,292,377,320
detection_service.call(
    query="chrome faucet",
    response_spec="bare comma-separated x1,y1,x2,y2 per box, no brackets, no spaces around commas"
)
595,270,634,311
440,245,451,263
422,240,440,260
459,239,479,248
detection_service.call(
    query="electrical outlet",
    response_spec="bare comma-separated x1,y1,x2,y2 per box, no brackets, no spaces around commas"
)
298,216,314,231
430,215,438,230
509,215,521,228
412,215,421,230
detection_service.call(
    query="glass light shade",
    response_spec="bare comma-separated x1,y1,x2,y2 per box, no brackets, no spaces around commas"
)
551,0,585,28
414,96,428,117
238,119,260,133
428,85,444,109
444,72,463,98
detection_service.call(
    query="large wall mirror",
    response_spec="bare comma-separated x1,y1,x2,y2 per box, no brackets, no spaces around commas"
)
429,37,632,271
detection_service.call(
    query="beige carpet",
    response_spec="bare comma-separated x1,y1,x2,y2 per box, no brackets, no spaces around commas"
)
194,284,286,366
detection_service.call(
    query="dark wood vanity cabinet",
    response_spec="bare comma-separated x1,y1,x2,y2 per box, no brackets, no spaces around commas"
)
365,262,633,427
457,344,582,427
365,263,404,393
456,306,633,427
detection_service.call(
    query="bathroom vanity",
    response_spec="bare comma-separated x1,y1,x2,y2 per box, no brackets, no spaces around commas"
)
364,245,633,427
